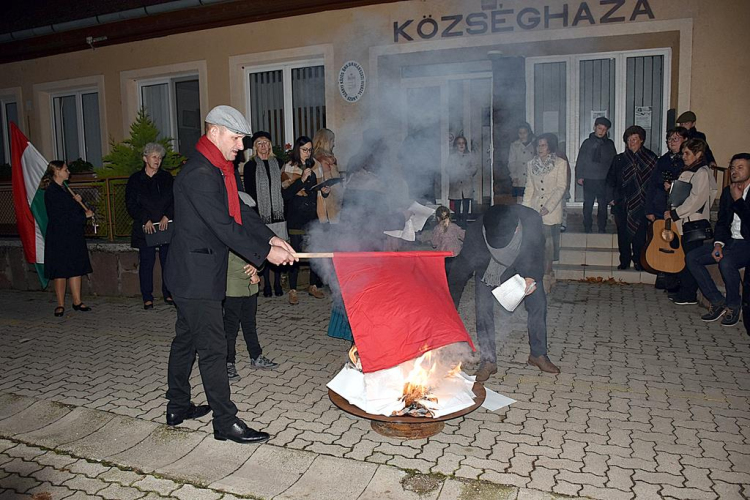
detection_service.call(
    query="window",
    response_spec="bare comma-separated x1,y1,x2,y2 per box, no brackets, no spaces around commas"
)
0,97,18,165
246,61,326,147
528,49,670,202
138,75,201,158
52,90,102,167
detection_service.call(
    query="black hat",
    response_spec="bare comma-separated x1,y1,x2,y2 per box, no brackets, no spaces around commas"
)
594,117,612,129
676,111,697,124
483,205,520,249
250,131,272,144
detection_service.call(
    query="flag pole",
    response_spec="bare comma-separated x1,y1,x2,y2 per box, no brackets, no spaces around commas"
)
296,252,334,258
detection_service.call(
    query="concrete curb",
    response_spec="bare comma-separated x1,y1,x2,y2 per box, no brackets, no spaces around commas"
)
0,392,575,499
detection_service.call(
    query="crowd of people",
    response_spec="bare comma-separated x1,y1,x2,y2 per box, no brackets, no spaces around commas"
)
38,103,747,443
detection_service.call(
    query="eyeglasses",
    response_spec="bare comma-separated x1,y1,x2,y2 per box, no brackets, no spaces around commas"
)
300,147,313,153
668,136,683,143
256,141,271,147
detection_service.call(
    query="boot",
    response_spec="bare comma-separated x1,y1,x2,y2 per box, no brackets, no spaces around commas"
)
474,361,498,383
528,354,560,374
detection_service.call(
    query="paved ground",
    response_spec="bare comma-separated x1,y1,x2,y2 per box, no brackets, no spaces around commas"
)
0,279,748,499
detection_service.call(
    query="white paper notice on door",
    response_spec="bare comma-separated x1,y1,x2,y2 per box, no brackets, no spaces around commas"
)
542,111,559,134
591,110,608,125
635,106,652,129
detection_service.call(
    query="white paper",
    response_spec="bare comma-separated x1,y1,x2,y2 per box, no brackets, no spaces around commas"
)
635,106,652,129
491,274,532,312
481,388,516,411
591,110,608,125
384,202,435,241
542,111,559,134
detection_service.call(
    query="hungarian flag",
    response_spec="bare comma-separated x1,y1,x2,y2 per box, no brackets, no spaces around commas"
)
10,123,49,288
333,251,474,373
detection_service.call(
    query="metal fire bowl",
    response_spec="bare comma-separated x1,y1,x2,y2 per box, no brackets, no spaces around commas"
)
328,383,487,440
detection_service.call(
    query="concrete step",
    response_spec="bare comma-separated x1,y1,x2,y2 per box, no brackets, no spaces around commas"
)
554,263,656,284
560,231,617,249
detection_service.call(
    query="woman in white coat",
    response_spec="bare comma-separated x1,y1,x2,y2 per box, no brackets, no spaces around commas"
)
522,133,568,289
447,136,478,226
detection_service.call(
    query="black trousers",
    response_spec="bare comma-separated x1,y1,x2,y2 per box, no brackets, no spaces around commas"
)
582,179,608,232
261,265,282,294
223,295,262,362
475,274,548,363
675,239,706,301
614,207,647,267
167,297,237,432
138,245,170,302
289,233,323,290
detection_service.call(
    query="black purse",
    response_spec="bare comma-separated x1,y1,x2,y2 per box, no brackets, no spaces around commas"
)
682,219,713,244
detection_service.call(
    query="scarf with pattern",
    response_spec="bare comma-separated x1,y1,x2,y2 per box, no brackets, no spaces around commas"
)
254,156,284,224
530,154,557,176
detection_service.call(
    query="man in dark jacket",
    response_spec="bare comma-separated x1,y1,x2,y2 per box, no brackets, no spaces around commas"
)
677,111,716,166
448,204,560,382
576,117,617,233
164,105,296,444
125,142,174,308
686,153,750,327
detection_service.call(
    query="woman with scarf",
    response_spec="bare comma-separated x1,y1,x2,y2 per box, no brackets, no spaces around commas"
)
312,128,343,224
663,138,715,305
243,131,287,297
607,125,658,271
522,133,568,292
281,135,329,305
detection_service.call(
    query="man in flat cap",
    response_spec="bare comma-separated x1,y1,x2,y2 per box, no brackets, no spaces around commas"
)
449,204,560,382
677,111,716,166
165,105,296,444
576,116,617,233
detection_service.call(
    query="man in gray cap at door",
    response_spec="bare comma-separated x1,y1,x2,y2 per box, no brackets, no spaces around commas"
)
164,105,296,444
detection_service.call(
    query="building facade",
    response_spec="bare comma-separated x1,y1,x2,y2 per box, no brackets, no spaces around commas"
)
0,0,748,210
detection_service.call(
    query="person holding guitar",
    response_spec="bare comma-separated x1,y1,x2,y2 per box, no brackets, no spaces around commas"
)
662,139,716,306
685,153,750,326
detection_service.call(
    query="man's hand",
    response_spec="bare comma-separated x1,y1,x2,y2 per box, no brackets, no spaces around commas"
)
730,182,745,201
712,244,723,263
646,214,656,222
73,194,83,203
267,245,296,265
270,236,295,254
158,215,169,231
85,209,94,219
524,277,537,296
577,178,584,186
144,220,156,234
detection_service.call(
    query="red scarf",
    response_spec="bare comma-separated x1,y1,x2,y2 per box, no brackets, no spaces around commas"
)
195,135,242,225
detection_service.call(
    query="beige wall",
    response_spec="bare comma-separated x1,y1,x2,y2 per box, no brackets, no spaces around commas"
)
0,0,748,166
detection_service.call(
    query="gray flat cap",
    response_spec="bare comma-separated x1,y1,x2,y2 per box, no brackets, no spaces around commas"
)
205,105,252,135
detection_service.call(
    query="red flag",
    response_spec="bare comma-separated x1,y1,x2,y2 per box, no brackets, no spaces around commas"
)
333,251,474,373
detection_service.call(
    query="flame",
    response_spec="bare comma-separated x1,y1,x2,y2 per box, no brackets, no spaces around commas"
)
447,362,462,377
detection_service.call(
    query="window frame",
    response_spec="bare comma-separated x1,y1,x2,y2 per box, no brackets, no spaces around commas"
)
136,72,199,152
243,58,326,147
50,87,102,165
0,95,18,165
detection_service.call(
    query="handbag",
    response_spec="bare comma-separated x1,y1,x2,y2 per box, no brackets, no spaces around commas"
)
682,219,713,244
143,222,173,247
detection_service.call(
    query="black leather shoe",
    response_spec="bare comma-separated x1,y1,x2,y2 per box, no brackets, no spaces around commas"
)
214,420,270,444
263,288,272,298
72,303,91,311
274,287,284,297
166,403,211,426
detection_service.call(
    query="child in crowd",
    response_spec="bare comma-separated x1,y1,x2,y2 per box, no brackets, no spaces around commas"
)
224,252,279,380
431,206,465,275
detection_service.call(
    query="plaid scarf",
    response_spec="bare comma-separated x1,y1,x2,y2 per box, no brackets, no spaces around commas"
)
622,147,657,235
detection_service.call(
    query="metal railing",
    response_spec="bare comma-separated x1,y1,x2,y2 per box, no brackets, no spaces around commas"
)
0,176,133,242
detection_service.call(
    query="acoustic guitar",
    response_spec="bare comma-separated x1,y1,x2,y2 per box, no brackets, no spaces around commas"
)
643,217,685,274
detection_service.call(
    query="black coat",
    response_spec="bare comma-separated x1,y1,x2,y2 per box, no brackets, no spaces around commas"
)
43,182,92,279
125,168,174,248
164,149,275,301
282,168,319,231
243,158,285,223
714,186,750,245
576,133,617,181
645,152,684,218
448,204,546,305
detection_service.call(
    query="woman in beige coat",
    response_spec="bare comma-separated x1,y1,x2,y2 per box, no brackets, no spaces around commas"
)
522,133,568,287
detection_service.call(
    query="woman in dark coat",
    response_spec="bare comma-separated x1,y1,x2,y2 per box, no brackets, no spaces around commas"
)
42,161,93,316
242,131,286,297
125,142,174,309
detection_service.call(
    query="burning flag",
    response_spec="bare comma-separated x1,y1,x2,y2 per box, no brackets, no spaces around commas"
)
332,251,474,373
10,123,49,288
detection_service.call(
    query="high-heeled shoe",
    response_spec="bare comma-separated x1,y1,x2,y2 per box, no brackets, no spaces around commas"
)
144,301,154,310
263,288,272,298
54,306,65,317
72,303,91,312
274,286,284,297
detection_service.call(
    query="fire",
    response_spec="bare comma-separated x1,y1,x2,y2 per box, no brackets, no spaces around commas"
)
447,362,462,377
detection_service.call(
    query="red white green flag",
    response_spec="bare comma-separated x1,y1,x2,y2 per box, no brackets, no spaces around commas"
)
10,123,49,288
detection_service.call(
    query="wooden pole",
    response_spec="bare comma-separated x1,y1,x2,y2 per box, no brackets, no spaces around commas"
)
296,252,334,258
